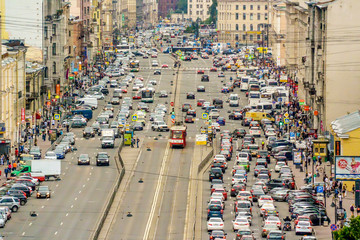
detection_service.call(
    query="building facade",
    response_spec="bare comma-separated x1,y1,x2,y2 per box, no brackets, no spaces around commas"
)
158,0,178,19
217,0,269,47
269,1,286,66
188,0,211,22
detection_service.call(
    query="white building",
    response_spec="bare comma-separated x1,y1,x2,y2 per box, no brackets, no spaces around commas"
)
188,0,211,22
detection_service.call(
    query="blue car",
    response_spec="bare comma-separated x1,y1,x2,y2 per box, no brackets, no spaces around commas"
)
207,204,223,220
217,117,226,126
54,148,65,159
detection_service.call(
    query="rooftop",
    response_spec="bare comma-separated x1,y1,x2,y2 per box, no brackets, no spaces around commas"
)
331,111,360,136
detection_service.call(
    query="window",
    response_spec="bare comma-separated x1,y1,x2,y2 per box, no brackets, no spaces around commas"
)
258,5,260,10
52,43,56,56
84,7,86,14
196,4,199,8
258,24,262,31
250,13,253,20
257,13,260,20
243,24,246,31
236,13,239,20
236,5,239,10
87,7,89,15
250,24,253,31
196,11,199,14
250,35,253,41
52,62,57,74
265,5,268,10
236,24,239,30
243,13,246,20
243,5,246,10
44,67,48,78
52,24,56,35
200,4,202,8
44,26,48,39
69,30,71,37
250,5,253,10
69,46,71,54
235,34,239,41
265,13,268,20
190,4,192,8
243,34,246,41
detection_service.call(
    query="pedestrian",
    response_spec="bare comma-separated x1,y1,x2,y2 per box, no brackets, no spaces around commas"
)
4,168,8,178
353,184,356,195
344,209,347,220
15,148,19,161
0,155,3,165
42,133,46,141
343,185,347,197
350,204,355,217
136,137,140,148
12,162,17,171
131,138,134,148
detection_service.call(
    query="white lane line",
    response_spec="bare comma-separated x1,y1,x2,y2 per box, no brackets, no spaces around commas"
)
89,172,92,175
66,213,69,216
143,143,171,240
87,178,90,181
56,184,59,187
83,184,85,188
29,222,32,226
54,231,58,235
71,205,74,208
60,222,63,226
22,232,25,236
75,197,77,201
91,167,94,170
79,190,81,194
41,206,44,209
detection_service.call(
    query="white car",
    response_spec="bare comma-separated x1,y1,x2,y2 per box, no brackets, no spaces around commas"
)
45,151,57,160
236,191,252,203
208,199,225,210
211,122,221,131
295,221,313,235
132,85,140,91
85,93,104,100
232,216,250,231
249,127,261,137
0,214,5,227
260,203,276,216
240,83,249,91
207,217,224,231
275,162,287,172
151,61,159,67
232,174,247,185
237,152,250,162
258,195,274,207
209,109,220,119
18,175,39,185
214,155,226,162
265,128,277,138
211,192,225,202
149,79,157,85
264,216,281,229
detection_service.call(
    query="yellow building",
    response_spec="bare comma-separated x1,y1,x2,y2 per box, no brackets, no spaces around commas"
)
331,111,360,191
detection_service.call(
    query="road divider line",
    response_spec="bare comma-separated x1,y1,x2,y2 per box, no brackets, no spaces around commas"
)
142,143,171,240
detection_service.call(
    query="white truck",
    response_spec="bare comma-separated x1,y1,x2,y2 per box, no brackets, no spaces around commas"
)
12,160,61,181
101,129,115,148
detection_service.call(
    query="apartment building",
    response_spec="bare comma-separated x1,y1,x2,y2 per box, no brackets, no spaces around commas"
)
217,0,269,47
188,0,211,22
158,0,178,19
269,1,286,66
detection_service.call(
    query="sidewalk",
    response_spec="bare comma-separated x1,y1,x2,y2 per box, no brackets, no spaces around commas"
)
289,160,354,240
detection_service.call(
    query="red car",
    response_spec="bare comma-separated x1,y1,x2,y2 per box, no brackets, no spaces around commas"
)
197,69,205,74
211,188,228,200
210,67,218,72
197,99,205,107
132,94,141,100
161,64,168,68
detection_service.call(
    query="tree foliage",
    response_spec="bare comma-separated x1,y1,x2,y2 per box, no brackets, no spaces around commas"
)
334,216,360,240
175,0,187,14
206,0,217,24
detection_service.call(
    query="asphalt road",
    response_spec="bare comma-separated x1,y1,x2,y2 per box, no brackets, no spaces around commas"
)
2,89,119,239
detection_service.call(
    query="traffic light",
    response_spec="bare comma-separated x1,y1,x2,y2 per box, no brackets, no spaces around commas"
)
279,121,283,127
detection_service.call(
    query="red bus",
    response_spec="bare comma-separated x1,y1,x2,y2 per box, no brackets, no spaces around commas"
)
169,125,187,148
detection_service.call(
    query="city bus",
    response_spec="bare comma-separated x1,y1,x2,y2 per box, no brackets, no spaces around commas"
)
169,125,187,148
140,88,154,103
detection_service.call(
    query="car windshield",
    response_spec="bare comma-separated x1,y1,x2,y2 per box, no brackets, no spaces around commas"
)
38,186,49,191
98,153,108,159
79,154,89,160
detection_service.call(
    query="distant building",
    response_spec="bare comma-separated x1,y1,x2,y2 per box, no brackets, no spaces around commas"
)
188,0,211,22
217,0,269,47
158,0,178,19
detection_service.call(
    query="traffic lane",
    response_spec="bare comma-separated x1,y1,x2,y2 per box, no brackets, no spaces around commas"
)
106,139,168,240
154,140,194,240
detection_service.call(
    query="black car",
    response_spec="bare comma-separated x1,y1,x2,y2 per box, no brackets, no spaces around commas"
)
209,230,226,239
187,109,196,117
257,150,271,163
10,184,31,197
201,75,209,82
229,110,243,120
242,117,252,126
185,115,194,123
252,188,265,202
209,167,223,181
7,193,27,205
186,92,195,99
100,88,109,95
231,183,246,197
154,70,161,75
96,152,110,166
211,162,226,173
267,179,288,190
213,99,223,109
16,180,36,191
233,129,246,138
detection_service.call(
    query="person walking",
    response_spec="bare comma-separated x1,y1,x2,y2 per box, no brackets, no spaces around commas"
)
343,185,347,197
4,168,8,179
357,206,360,216
12,162,17,171
136,137,140,148
350,204,355,217
131,138,134,148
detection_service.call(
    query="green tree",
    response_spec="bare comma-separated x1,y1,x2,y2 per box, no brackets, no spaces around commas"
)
334,216,360,240
206,0,217,24
175,0,187,13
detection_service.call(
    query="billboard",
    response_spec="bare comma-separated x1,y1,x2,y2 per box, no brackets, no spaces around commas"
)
335,156,360,180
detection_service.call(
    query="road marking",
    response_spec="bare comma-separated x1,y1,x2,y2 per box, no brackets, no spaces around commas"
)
75,197,77,201
41,206,44,208
22,232,25,236
60,222,63,226
91,167,94,170
71,205,74,208
79,190,81,194
66,167,69,170
56,184,59,187
66,213,69,216
90,172,92,175
55,231,58,235
63,173,66,175
47,198,49,201
143,143,171,240
29,222,32,226
83,184,85,188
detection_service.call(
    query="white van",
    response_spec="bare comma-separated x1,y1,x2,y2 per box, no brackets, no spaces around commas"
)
229,94,239,107
75,98,98,109
248,91,261,106
256,103,273,113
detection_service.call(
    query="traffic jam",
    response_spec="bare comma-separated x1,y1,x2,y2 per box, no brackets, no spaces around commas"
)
203,53,324,240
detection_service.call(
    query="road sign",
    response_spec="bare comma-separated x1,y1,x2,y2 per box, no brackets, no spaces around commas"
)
202,113,209,120
54,114,60,121
278,97,282,102
131,114,138,121
284,118,290,124
290,132,295,138
171,114,175,119
171,118,175,123
330,224,337,231
170,102,174,106
316,186,324,193
284,112,289,118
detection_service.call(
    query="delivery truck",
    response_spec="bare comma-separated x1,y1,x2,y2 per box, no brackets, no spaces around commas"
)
11,160,61,180
101,129,115,148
